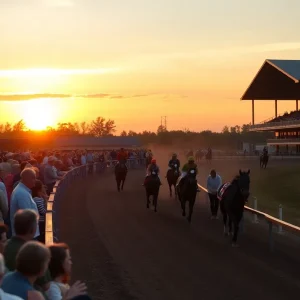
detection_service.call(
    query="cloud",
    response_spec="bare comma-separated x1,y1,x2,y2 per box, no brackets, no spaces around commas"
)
42,0,74,7
0,92,175,101
0,68,120,78
0,93,71,101
0,93,148,101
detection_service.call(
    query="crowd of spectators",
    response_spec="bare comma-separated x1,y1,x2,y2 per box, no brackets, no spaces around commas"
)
269,110,300,123
0,148,148,299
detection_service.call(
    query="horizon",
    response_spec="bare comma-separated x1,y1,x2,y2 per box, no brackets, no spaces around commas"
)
1,0,300,132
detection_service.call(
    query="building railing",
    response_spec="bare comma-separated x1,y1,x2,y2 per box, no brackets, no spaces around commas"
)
197,184,300,251
45,158,146,245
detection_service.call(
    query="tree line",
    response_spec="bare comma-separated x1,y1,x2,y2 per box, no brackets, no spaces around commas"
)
0,118,272,150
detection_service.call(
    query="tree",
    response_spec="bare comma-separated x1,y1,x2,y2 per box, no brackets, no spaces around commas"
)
4,122,12,133
12,120,26,132
222,126,229,133
157,125,167,134
56,122,79,135
80,121,90,135
128,130,138,136
89,117,116,137
120,130,127,136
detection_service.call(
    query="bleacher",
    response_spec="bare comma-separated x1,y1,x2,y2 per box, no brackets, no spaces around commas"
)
268,110,300,123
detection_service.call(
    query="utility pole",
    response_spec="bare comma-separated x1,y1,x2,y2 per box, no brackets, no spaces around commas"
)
160,116,167,130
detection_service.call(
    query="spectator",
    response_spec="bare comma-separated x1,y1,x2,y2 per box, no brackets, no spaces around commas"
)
44,156,62,195
207,169,222,219
47,243,87,300
2,241,50,300
0,224,8,254
4,209,38,271
5,163,20,204
10,169,40,239
31,180,48,243
0,165,8,207
0,253,23,300
0,189,8,224
80,152,87,166
12,161,28,189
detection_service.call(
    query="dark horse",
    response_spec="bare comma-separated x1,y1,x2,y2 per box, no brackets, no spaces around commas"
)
115,162,127,192
260,153,269,169
176,169,198,223
166,166,180,197
206,150,212,163
219,170,250,247
144,172,160,212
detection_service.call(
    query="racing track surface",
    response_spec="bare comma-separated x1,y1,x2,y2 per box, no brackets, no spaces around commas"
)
59,168,300,300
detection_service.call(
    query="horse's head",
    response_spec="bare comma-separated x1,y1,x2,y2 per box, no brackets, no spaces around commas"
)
236,169,250,201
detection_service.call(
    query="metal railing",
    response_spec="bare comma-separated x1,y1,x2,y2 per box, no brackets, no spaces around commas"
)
197,184,300,251
45,158,146,245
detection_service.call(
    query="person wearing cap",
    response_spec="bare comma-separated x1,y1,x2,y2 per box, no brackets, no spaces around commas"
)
44,156,63,195
143,158,162,185
177,156,199,192
207,169,222,219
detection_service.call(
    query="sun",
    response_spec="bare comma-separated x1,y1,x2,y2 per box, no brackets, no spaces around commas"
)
22,98,58,130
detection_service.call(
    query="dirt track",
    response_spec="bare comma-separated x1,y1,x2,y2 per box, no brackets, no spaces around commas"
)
59,167,300,300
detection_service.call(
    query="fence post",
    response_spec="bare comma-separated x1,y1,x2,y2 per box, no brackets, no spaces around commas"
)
253,197,259,223
278,204,283,233
268,221,274,252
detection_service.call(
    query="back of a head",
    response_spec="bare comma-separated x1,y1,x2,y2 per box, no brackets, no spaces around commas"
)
14,209,38,236
16,241,50,277
0,253,5,277
48,243,69,280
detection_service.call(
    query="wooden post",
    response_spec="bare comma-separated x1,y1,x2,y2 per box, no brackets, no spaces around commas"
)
275,100,278,117
252,99,255,125
296,100,298,111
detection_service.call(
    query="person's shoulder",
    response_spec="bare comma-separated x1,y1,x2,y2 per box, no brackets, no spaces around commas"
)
0,288,23,300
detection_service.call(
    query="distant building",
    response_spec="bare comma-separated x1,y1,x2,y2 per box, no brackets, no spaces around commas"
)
54,136,141,150
241,59,300,154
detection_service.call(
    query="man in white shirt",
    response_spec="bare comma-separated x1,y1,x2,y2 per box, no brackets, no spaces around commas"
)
207,169,222,219
10,168,40,238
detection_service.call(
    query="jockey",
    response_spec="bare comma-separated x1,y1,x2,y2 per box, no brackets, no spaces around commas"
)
144,158,162,185
263,146,268,156
177,156,199,191
166,153,180,177
117,148,128,163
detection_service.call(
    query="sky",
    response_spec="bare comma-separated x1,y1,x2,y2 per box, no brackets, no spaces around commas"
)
1,0,300,132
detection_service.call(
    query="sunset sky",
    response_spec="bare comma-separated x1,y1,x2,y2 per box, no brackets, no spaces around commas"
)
1,0,300,132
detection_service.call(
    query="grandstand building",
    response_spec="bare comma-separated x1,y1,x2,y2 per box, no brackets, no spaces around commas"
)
241,59,300,154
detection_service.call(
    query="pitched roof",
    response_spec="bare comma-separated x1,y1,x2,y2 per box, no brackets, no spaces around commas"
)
267,59,300,82
241,59,300,100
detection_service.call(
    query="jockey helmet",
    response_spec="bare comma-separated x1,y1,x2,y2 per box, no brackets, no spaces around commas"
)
172,153,177,157
188,156,194,162
151,158,156,164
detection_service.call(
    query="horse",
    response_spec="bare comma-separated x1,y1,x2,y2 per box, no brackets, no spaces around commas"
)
219,170,250,247
195,150,203,162
114,162,127,192
176,169,198,223
260,153,269,169
144,171,160,212
206,151,212,163
166,165,180,197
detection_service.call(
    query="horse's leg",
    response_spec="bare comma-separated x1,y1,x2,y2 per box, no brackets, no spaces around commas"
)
154,193,158,212
117,178,120,192
228,217,233,235
146,193,150,208
188,198,195,223
220,201,228,235
181,199,186,216
169,183,172,197
232,221,239,247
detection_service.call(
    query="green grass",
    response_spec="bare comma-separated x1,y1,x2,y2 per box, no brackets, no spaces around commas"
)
197,159,300,226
